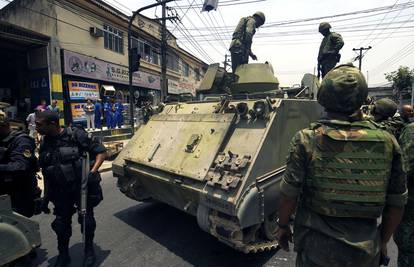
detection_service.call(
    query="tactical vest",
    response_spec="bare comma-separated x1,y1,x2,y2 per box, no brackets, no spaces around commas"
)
305,120,393,219
229,17,251,52
40,127,82,186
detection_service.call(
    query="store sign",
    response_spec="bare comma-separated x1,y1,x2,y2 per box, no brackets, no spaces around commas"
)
71,103,86,122
168,78,197,95
63,50,161,90
68,81,99,100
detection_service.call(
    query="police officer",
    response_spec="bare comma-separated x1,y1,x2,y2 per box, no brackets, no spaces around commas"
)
317,22,344,78
94,99,102,129
0,110,39,217
395,121,414,267
114,100,124,128
229,11,265,72
276,64,407,266
36,111,106,267
103,98,113,129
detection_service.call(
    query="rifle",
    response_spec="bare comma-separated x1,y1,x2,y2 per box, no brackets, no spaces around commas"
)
80,152,90,247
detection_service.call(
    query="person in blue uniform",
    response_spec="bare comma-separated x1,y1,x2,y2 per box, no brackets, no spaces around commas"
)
94,99,102,129
103,98,113,129
0,110,39,217
114,100,124,128
36,111,106,267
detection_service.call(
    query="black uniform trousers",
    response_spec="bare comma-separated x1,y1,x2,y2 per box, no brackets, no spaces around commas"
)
50,187,96,253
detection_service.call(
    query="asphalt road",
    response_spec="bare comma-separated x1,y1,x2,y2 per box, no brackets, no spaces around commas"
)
30,171,399,267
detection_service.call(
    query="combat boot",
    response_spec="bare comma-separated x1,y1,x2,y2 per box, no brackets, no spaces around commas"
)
53,251,71,267
53,235,71,267
82,240,96,267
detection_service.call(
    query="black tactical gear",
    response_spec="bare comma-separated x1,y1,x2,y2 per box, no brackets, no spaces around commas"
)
0,130,39,217
39,126,105,266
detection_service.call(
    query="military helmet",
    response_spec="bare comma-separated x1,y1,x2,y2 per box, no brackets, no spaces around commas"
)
319,22,331,32
253,11,265,26
317,64,368,114
373,98,398,118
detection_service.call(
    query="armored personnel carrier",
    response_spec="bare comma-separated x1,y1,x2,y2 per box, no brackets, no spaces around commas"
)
0,195,41,266
113,63,323,253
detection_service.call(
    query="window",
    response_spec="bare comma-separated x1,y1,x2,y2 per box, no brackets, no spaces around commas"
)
183,62,190,77
167,53,179,72
131,37,160,65
194,68,201,81
104,25,124,54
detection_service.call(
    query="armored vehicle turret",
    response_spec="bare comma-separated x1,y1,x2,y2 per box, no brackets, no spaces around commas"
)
113,63,323,252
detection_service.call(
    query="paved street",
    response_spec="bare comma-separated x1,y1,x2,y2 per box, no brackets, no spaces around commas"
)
30,171,399,267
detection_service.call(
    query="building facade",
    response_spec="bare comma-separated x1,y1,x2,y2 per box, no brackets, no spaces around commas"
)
0,0,207,125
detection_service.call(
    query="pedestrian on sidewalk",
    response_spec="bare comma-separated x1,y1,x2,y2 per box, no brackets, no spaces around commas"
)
94,99,102,129
83,99,95,131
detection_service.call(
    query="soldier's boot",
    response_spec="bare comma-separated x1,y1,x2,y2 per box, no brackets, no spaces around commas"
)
82,238,96,267
53,237,71,267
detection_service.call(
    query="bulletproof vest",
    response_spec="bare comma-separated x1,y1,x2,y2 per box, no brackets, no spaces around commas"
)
40,127,82,185
232,17,249,41
305,120,393,219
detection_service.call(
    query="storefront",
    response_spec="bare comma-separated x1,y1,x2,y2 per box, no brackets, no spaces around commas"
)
0,22,50,127
62,50,161,125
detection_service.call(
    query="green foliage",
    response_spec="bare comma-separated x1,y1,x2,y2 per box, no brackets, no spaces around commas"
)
385,66,414,93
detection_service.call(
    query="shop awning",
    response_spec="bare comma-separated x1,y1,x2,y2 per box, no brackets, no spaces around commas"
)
102,85,116,97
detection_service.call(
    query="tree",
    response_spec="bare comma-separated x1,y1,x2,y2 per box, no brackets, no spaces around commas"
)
385,66,414,102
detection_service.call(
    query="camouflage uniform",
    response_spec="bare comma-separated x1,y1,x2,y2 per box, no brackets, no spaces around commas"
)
318,23,344,77
229,12,264,72
394,123,414,267
280,65,407,267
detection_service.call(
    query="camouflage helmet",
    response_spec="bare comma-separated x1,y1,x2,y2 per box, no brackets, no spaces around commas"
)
319,22,331,32
317,64,368,114
373,98,398,118
253,11,265,26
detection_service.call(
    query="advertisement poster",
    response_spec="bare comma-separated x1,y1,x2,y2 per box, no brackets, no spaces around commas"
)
68,81,99,100
71,103,86,122
64,50,161,90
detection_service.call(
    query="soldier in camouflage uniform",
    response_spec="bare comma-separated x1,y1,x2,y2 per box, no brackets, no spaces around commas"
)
318,22,344,78
276,64,407,267
229,11,265,72
369,98,401,137
394,122,414,267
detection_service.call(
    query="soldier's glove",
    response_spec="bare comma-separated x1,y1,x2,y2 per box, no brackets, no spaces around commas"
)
88,171,101,185
41,199,50,214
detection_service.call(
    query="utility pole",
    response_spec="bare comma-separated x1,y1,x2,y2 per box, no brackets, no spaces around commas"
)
161,2,167,101
352,46,372,70
128,0,174,135
223,54,231,72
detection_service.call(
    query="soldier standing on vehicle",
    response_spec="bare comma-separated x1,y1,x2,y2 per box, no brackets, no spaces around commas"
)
36,111,106,267
229,11,265,72
317,22,344,78
0,109,40,217
276,64,407,266
395,121,414,267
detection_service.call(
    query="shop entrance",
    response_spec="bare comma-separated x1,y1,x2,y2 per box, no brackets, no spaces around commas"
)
0,22,50,126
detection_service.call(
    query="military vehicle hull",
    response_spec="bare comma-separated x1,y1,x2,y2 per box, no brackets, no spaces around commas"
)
113,97,323,252
0,195,41,265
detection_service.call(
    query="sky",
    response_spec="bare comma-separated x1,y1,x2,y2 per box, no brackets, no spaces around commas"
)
1,0,414,87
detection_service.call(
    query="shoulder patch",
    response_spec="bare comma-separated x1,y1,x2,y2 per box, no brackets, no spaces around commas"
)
23,149,32,158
